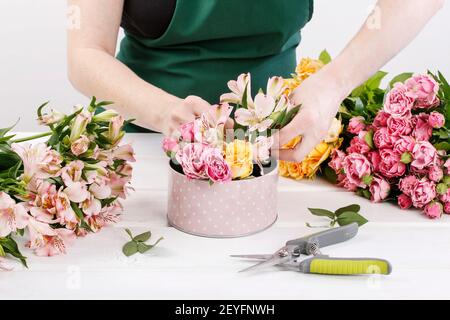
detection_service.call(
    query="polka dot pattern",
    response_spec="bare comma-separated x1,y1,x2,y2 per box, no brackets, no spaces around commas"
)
167,168,278,238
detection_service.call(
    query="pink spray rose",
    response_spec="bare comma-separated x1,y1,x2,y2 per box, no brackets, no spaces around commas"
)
398,194,413,210
399,175,419,196
367,151,381,172
162,137,179,155
428,166,444,183
329,150,346,173
412,113,433,141
373,111,390,128
71,135,90,156
423,202,443,219
428,111,445,128
393,136,415,154
343,153,372,187
410,179,436,208
346,135,371,154
440,189,450,203
337,177,359,192
201,148,232,183
348,116,366,134
386,117,412,136
405,74,440,109
378,149,406,178
180,121,195,142
411,141,437,170
383,83,414,118
445,159,450,175
370,177,390,203
373,127,394,149
444,202,450,215
176,143,209,179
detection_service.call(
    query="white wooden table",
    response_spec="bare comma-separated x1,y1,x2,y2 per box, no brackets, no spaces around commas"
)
2,133,450,300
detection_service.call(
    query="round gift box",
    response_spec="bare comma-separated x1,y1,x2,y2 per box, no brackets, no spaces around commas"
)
167,160,278,238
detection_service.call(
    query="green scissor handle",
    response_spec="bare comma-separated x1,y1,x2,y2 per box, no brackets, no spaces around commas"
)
299,257,392,275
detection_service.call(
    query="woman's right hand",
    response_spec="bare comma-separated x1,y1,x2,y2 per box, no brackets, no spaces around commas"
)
161,95,212,137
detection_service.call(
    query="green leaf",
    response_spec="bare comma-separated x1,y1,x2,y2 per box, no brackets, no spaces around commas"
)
133,231,151,243
335,204,361,216
362,175,373,186
323,165,338,184
0,244,5,257
137,242,151,254
366,71,388,90
364,130,374,149
241,84,249,109
280,105,300,128
307,208,335,219
0,237,28,267
36,101,50,119
122,241,138,257
389,72,413,87
434,142,450,152
318,50,332,65
337,211,368,227
0,119,19,139
400,152,413,164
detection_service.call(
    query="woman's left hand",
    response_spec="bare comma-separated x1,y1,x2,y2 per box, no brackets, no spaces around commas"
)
273,66,348,162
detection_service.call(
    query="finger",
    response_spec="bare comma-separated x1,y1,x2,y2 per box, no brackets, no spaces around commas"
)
225,118,234,129
278,133,320,162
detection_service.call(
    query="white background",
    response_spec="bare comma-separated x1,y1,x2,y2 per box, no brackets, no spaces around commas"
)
1,0,449,132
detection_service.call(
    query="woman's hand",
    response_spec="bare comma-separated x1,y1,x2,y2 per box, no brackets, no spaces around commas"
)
161,95,212,137
274,66,348,162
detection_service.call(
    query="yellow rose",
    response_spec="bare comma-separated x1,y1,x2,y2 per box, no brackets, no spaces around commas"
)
279,160,289,177
225,140,253,179
295,58,324,81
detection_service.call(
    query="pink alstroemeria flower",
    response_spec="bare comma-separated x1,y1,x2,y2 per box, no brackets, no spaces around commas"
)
33,228,76,257
112,144,136,162
108,115,125,146
37,108,65,125
220,73,252,106
12,143,57,183
89,176,112,200
0,192,29,237
235,93,276,132
71,135,90,156
26,215,57,250
266,76,286,100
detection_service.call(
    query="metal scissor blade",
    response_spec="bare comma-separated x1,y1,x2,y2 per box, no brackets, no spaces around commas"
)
230,254,272,260
238,256,291,273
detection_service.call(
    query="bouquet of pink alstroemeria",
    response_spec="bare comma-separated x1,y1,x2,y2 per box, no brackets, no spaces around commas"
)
162,75,300,183
0,98,135,270
328,72,450,219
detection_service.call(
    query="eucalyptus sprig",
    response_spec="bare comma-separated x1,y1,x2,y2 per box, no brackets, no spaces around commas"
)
307,204,368,228
122,229,164,257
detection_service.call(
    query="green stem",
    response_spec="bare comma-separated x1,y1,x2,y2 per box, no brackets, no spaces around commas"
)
11,132,52,143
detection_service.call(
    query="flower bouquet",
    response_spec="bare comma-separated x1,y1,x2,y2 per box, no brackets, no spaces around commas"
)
327,71,450,219
163,75,301,237
0,98,134,270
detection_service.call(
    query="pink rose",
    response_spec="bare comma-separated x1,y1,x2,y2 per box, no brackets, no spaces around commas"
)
440,189,450,203
201,148,232,183
405,74,440,109
176,143,208,180
346,136,371,154
444,202,450,214
410,179,436,208
370,177,390,203
423,202,443,219
399,175,419,196
398,194,413,210
329,150,346,173
383,83,414,118
412,113,433,141
180,121,195,142
445,159,450,175
71,135,90,156
373,127,394,149
393,136,415,154
428,111,445,128
343,153,372,187
411,141,437,170
162,137,179,155
348,116,366,134
337,177,359,192
428,166,444,183
378,149,406,178
387,117,412,136
373,111,390,127
367,151,381,172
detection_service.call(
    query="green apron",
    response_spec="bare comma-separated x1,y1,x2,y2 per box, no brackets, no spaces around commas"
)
118,0,314,132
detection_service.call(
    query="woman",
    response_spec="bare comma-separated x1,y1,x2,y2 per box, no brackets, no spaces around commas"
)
67,0,444,162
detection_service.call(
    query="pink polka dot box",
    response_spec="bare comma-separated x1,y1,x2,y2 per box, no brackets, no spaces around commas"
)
167,160,278,238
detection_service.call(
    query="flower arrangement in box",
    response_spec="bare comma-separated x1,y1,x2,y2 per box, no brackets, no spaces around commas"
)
327,71,450,219
0,98,135,270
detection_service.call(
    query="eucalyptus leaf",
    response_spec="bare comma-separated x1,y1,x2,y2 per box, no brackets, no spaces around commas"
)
133,231,152,243
137,242,151,254
307,208,335,219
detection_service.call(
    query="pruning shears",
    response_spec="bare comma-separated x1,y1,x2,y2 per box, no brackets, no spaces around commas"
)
231,223,392,275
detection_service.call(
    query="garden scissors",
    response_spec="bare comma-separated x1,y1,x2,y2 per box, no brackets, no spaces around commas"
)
231,223,392,275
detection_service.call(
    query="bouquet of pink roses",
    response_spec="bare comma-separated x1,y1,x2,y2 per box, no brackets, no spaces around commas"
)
0,98,135,270
327,72,450,219
162,74,299,183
